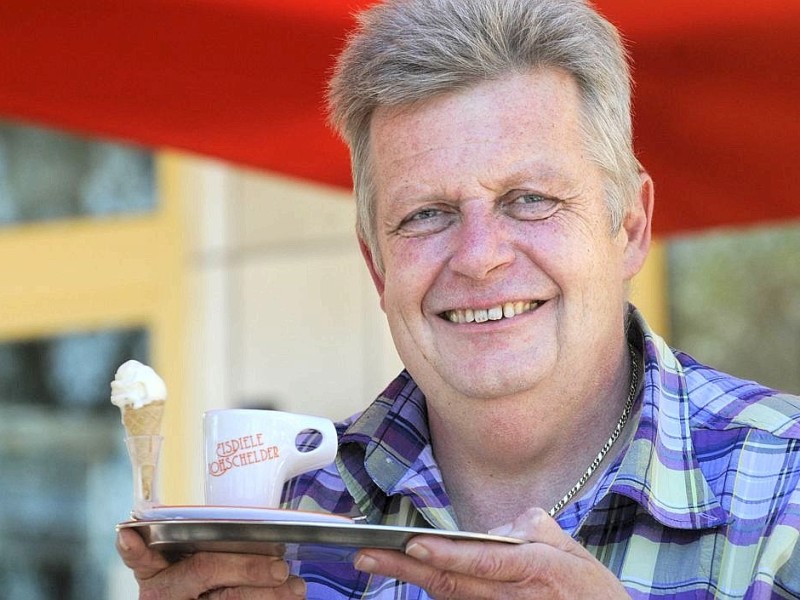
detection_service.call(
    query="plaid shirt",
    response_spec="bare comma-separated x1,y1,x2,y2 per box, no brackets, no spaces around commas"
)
283,307,800,599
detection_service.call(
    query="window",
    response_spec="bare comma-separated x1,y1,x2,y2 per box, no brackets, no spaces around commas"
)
0,120,156,226
0,328,148,598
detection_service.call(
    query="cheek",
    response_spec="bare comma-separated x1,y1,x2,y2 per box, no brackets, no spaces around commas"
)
384,237,445,281
521,226,622,292
380,244,445,319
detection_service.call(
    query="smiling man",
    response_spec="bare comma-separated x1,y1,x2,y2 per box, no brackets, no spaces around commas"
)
361,67,648,538
117,0,800,598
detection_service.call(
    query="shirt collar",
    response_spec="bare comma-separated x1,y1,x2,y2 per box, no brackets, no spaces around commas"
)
601,308,729,530
336,371,458,530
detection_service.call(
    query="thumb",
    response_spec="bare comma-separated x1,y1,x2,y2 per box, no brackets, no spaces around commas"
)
490,507,578,553
116,527,171,579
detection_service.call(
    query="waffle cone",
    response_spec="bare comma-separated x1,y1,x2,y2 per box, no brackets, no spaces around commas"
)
122,400,165,437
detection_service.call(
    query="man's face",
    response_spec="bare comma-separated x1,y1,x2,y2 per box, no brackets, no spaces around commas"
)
365,68,647,403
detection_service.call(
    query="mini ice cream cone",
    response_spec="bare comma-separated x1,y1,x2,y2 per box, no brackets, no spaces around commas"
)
111,360,168,510
121,401,165,503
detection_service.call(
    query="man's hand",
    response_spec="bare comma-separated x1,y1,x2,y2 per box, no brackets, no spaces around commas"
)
116,528,307,599
353,507,629,599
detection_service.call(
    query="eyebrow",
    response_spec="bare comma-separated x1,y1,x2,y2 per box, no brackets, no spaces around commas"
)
488,161,579,192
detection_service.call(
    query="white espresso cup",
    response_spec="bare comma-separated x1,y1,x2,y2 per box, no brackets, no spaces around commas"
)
204,409,337,507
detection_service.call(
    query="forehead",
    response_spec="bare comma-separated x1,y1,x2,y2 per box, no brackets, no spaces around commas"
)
368,68,592,200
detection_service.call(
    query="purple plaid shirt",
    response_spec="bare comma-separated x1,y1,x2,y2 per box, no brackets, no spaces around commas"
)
283,307,800,599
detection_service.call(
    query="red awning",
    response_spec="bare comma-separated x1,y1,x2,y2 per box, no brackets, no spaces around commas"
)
0,0,798,235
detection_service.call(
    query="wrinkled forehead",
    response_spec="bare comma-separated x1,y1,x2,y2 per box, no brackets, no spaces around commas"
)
368,69,592,195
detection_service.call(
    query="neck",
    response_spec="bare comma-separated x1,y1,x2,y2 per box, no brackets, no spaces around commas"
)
427,344,634,532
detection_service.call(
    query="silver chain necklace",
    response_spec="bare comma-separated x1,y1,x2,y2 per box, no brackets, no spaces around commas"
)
547,347,640,518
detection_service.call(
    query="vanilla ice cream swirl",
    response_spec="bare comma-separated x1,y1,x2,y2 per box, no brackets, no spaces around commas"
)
110,360,167,409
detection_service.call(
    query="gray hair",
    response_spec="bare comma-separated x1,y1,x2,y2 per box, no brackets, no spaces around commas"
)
328,0,641,267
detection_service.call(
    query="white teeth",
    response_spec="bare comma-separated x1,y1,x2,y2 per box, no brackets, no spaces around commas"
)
503,302,515,318
443,301,541,324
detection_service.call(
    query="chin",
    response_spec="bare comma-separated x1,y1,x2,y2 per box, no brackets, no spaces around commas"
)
444,370,542,401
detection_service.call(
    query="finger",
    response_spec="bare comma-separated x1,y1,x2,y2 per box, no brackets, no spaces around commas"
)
355,548,504,600
489,507,551,540
201,576,306,599
116,528,171,578
286,576,307,598
405,536,546,582
162,553,291,598
118,527,295,600
490,507,584,555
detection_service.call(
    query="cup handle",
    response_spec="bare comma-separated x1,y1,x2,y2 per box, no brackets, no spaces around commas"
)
284,416,338,479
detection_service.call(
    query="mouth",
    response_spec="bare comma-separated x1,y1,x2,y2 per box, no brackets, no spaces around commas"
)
440,300,545,324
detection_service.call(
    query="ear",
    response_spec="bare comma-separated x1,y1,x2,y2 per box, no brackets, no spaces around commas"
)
621,171,654,280
358,236,386,309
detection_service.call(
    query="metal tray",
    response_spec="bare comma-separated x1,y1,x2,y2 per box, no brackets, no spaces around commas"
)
118,519,524,563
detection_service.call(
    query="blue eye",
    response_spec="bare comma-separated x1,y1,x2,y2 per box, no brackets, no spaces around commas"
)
506,193,558,219
516,193,547,204
410,208,441,221
397,206,456,236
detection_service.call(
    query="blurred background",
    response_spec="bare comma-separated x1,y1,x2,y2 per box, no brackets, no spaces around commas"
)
0,0,798,598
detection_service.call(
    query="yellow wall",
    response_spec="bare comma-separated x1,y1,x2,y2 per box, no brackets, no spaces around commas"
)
631,239,669,338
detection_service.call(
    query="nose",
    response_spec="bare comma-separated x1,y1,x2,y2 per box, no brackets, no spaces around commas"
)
447,211,515,280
